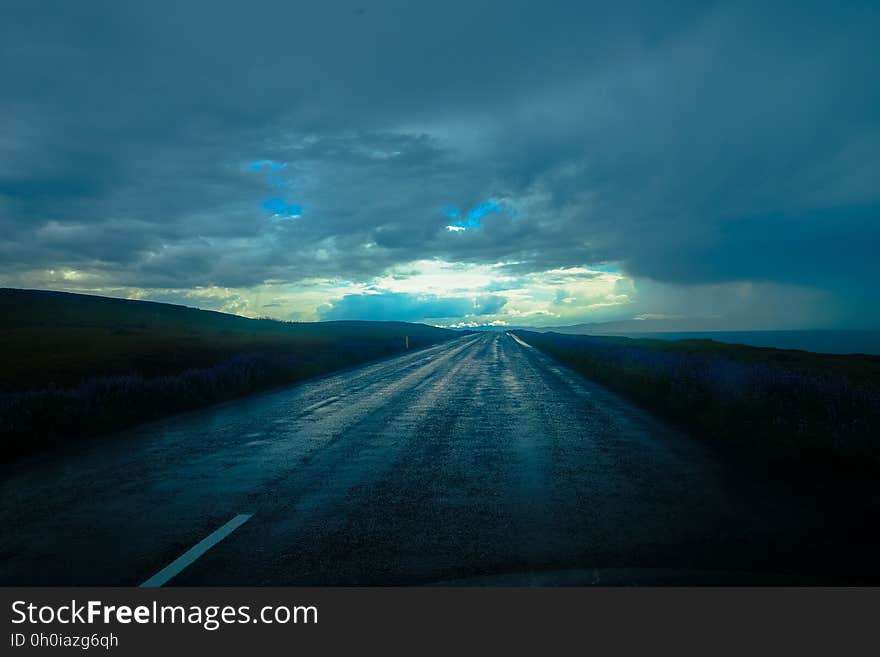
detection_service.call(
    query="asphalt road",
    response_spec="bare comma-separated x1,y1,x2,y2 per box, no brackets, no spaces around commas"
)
0,333,869,585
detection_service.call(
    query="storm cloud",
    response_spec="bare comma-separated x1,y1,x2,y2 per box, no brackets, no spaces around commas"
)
1,1,877,327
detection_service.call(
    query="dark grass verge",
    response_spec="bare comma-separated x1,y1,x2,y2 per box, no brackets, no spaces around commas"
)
0,289,459,461
513,330,880,485
0,347,432,462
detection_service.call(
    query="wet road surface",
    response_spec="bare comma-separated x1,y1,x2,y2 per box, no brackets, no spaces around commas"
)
0,333,862,585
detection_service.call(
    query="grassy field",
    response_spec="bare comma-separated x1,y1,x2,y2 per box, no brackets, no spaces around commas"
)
0,289,459,460
514,330,880,479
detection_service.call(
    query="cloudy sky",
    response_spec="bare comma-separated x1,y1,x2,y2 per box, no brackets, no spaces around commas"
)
1,1,878,329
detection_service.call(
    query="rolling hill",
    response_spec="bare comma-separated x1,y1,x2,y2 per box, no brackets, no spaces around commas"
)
0,288,458,458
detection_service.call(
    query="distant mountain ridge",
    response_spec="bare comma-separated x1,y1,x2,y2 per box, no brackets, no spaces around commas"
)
0,287,446,333
535,318,721,334
461,317,880,355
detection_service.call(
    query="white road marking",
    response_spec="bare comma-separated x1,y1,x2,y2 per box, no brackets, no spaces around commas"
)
507,332,534,349
300,396,340,414
140,514,253,587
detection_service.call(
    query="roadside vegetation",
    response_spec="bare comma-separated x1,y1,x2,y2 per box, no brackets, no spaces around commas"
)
0,289,458,460
514,330,880,479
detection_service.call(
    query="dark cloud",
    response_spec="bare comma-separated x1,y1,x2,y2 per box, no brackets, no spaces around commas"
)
1,1,878,326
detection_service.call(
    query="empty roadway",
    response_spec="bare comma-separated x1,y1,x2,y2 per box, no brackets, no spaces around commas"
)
0,332,867,585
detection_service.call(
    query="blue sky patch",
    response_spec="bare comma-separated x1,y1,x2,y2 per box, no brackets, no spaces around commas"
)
263,197,302,218
468,201,502,223
248,159,287,171
446,201,504,230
